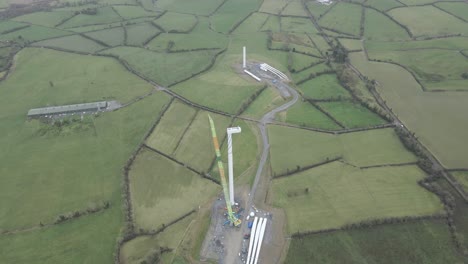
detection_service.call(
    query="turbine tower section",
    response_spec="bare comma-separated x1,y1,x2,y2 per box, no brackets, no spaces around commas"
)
227,126,241,205
243,46,246,68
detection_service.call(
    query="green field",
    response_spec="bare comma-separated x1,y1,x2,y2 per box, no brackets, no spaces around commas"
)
243,86,286,119
0,48,168,231
85,27,125,46
13,11,74,27
146,100,197,154
364,8,410,41
210,0,261,33
290,52,321,72
276,101,341,130
0,25,72,42
155,12,197,33
285,220,464,264
125,22,160,46
350,52,468,168
306,1,333,19
452,171,468,193
281,17,318,34
281,1,308,17
60,7,122,28
292,63,331,83
319,2,362,36
148,19,227,51
121,213,195,263
318,101,386,128
435,2,468,21
33,34,106,53
234,12,269,34
100,46,218,86
173,111,232,173
154,0,225,16
269,125,416,175
364,0,403,11
271,162,442,233
129,148,218,230
112,5,159,19
259,0,288,14
260,14,280,32
338,38,362,51
298,74,351,100
389,6,468,37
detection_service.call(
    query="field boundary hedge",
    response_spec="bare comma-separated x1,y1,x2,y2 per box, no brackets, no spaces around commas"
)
360,161,418,169
272,157,342,179
171,108,199,155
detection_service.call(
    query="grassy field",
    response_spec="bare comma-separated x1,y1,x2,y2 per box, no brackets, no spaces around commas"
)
85,27,125,46
350,52,468,168
268,125,416,175
129,148,218,230
174,111,232,173
0,20,27,32
308,33,330,53
234,12,269,34
364,8,410,41
276,101,341,130
0,48,169,231
364,0,403,11
388,6,468,37
148,19,227,51
281,1,308,17
210,0,261,33
306,1,333,19
260,14,280,32
125,22,160,46
284,220,464,264
259,0,288,14
112,5,159,19
281,17,318,34
0,25,72,42
154,0,224,16
292,63,331,83
146,100,197,154
120,213,195,263
155,12,197,33
13,11,74,27
60,7,122,28
298,74,351,100
243,86,286,119
33,34,106,53
338,38,362,51
271,162,442,233
0,204,123,263
100,46,218,86
319,2,362,36
290,52,321,72
435,2,468,21
452,171,468,193
318,101,386,128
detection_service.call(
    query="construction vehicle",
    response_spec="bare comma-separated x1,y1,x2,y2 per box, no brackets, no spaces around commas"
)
208,115,242,227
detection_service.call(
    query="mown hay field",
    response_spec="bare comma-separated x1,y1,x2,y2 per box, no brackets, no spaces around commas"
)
270,162,443,233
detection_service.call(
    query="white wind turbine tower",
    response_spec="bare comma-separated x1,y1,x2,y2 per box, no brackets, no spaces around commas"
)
227,126,241,205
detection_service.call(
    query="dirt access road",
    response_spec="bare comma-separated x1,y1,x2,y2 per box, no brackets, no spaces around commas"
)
226,75,299,264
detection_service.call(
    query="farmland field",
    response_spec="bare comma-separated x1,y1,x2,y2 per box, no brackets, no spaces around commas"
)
145,99,197,154
285,220,464,264
388,6,468,37
270,162,442,233
435,2,468,21
32,34,106,53
364,8,410,41
125,22,160,46
298,74,351,99
276,101,341,130
319,2,362,36
85,27,125,47
350,52,468,168
243,87,286,118
268,125,416,175
317,101,386,128
129,148,218,230
59,7,122,28
452,172,468,193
